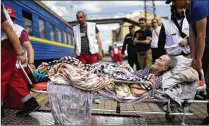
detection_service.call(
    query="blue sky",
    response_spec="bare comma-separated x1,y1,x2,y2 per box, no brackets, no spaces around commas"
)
42,1,171,53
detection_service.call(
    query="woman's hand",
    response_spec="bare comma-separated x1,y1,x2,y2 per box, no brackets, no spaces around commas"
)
29,63,36,71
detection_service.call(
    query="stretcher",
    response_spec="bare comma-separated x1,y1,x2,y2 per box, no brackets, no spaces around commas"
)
19,61,209,125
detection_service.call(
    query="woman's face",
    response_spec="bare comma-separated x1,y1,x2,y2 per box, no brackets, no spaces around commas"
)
151,55,170,74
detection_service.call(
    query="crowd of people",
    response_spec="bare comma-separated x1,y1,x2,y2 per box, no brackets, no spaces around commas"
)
1,0,209,124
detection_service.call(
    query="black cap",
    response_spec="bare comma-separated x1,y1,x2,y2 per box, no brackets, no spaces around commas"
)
129,25,135,29
165,0,172,4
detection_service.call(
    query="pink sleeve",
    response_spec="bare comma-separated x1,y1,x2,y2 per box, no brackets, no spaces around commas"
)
19,30,30,45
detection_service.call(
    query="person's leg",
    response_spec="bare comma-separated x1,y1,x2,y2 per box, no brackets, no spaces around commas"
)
137,52,143,69
200,47,209,125
1,48,17,117
78,54,87,64
151,48,159,64
202,47,209,80
8,68,40,117
133,53,140,70
88,54,98,64
4,68,31,109
128,54,134,68
138,52,146,69
145,49,152,68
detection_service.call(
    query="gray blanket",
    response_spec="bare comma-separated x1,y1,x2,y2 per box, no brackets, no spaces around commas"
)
47,82,93,125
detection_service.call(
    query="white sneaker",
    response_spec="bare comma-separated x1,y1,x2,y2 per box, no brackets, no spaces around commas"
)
93,99,100,104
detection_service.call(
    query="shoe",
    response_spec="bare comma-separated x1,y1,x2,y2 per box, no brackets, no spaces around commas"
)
93,99,100,104
200,116,209,125
16,97,40,117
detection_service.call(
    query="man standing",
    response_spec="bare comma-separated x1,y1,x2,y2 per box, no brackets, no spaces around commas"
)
73,11,103,104
150,18,161,63
122,25,139,70
166,0,209,124
134,18,152,69
73,11,103,64
1,3,26,116
158,4,190,58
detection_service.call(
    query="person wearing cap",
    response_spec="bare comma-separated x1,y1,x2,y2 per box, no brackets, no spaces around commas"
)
122,25,139,70
158,4,190,58
1,3,26,117
134,18,152,69
166,0,209,124
2,6,40,117
150,18,161,63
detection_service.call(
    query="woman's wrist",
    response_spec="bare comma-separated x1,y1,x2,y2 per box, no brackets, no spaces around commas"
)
29,62,35,65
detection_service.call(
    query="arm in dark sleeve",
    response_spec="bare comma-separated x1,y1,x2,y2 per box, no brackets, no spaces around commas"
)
146,29,152,37
122,35,127,54
19,30,30,45
95,26,99,34
157,24,166,56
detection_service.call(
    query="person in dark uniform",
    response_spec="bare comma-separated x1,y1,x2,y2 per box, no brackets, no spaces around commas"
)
122,25,140,70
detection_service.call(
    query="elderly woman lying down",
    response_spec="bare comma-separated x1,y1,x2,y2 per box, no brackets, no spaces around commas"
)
34,55,198,101
112,55,175,97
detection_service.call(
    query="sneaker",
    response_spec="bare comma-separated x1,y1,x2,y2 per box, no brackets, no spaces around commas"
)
93,99,100,104
200,116,209,125
16,97,41,117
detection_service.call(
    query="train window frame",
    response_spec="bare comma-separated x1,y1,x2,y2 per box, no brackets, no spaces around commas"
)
22,9,33,36
67,33,72,45
39,18,46,39
64,32,68,44
57,28,62,43
50,24,56,41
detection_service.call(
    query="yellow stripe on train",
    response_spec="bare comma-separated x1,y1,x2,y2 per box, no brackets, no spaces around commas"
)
29,36,74,48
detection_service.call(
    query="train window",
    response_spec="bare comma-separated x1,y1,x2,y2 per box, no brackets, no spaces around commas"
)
39,19,46,39
67,33,72,45
58,28,62,42
64,32,67,44
50,24,55,41
22,10,33,35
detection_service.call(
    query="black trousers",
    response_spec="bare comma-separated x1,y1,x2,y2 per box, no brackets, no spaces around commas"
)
128,53,140,70
202,47,209,122
202,47,209,79
151,48,160,64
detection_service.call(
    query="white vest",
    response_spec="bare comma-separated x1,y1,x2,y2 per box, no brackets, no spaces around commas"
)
1,5,17,41
151,26,161,48
14,24,28,68
73,22,99,56
163,18,190,55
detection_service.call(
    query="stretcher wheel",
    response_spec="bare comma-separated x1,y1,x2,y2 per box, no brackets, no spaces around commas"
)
165,113,175,122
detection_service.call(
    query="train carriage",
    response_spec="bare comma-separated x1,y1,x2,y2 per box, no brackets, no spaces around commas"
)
2,0,74,64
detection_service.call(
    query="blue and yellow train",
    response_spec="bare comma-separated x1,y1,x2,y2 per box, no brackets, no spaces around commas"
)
2,0,74,64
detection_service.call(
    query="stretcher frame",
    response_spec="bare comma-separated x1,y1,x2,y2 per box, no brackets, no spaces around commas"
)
19,61,209,125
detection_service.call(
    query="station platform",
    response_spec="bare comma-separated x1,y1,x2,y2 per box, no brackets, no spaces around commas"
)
1,92,208,125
